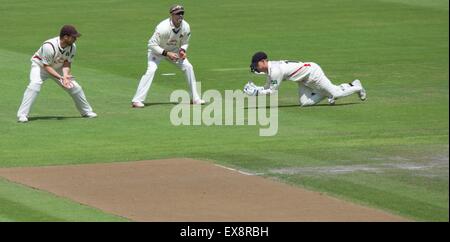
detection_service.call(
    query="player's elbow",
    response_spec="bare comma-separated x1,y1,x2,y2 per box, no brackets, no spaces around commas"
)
299,97,315,107
148,44,161,52
43,64,52,71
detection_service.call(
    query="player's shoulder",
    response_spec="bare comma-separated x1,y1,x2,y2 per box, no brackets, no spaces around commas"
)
156,18,171,31
47,36,59,42
268,61,283,76
43,37,58,45
41,37,58,51
182,20,190,30
269,61,285,70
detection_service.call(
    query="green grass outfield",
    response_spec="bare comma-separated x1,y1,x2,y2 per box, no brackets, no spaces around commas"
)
0,0,448,221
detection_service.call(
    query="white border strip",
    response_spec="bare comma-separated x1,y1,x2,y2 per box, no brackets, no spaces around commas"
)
214,164,263,176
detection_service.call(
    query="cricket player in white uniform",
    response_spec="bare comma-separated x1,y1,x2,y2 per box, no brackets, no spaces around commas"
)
17,25,97,123
244,52,367,106
131,4,205,108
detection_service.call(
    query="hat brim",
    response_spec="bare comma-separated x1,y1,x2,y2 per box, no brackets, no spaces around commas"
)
171,9,184,14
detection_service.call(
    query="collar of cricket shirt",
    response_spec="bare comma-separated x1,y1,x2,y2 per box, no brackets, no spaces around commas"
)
170,19,182,34
57,38,65,54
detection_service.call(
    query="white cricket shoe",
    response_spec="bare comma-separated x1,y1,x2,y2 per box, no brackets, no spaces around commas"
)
18,116,28,123
82,112,98,118
192,99,206,105
352,79,367,101
132,101,145,108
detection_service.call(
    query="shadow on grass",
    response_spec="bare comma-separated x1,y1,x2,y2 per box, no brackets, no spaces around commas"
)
28,116,83,121
143,102,179,107
140,102,360,109
244,102,360,109
301,102,361,108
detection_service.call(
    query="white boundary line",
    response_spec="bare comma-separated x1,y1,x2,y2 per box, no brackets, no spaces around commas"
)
214,164,263,176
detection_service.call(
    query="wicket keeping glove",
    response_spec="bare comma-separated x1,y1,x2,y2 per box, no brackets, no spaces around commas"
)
243,81,262,96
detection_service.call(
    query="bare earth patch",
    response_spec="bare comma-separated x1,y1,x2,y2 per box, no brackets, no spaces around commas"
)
0,158,407,221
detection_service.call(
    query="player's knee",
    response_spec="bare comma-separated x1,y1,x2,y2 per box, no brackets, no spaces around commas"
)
181,62,193,72
71,81,81,88
327,89,341,99
300,101,315,107
67,82,82,94
27,83,42,92
146,63,158,74
299,97,315,107
146,68,157,75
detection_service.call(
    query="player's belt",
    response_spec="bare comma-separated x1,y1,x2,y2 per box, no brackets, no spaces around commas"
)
288,63,311,78
33,55,42,60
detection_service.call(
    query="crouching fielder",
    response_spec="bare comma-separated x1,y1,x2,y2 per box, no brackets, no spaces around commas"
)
17,25,97,123
131,4,204,108
243,52,366,106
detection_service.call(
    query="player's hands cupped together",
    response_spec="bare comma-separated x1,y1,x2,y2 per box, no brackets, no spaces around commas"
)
178,49,187,59
61,75,75,89
167,52,180,62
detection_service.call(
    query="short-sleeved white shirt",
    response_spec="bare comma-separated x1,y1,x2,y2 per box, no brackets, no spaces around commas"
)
31,37,76,69
262,60,310,94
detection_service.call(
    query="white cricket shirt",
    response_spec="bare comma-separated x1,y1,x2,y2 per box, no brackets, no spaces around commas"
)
260,60,311,94
147,18,191,55
31,37,76,69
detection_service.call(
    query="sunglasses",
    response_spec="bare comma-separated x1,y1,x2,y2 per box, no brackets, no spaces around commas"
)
174,11,184,16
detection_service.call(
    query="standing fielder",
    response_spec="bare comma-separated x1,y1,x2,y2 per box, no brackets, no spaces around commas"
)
131,4,205,108
244,52,366,106
17,25,97,123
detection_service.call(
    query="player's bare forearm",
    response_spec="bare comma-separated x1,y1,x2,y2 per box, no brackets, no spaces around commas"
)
62,61,72,77
43,62,73,89
43,65,63,80
61,62,74,88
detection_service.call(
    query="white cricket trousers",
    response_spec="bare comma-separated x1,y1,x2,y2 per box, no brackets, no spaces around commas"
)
17,63,94,118
298,62,362,106
132,52,201,103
